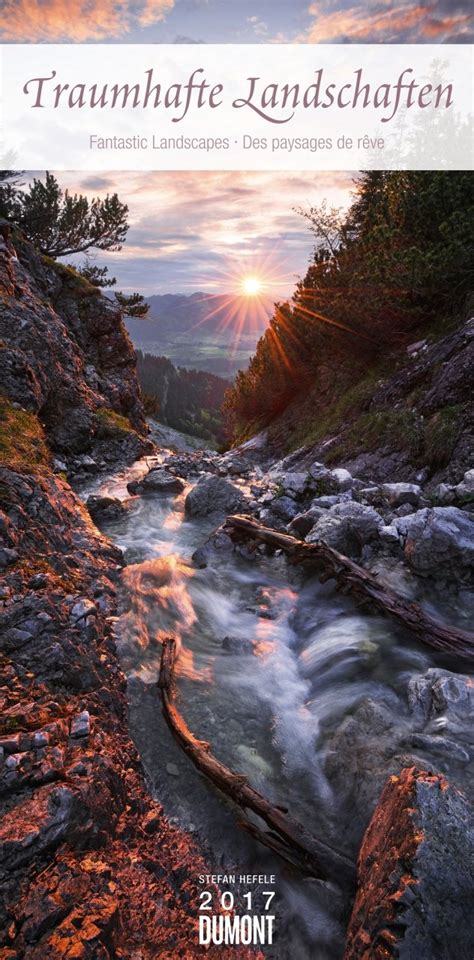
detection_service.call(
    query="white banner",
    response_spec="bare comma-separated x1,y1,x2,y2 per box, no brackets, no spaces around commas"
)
1,44,472,170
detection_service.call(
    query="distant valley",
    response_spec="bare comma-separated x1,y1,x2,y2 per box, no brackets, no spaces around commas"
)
125,291,273,378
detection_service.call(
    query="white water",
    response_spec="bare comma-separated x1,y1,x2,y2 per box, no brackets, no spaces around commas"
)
83,454,473,960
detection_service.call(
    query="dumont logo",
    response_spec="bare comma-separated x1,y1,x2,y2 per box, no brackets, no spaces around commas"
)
199,914,275,946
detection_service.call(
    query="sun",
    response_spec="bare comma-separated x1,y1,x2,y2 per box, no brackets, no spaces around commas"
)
241,275,263,297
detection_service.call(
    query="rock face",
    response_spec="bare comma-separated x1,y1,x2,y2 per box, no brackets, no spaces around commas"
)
0,226,151,469
0,463,255,959
344,767,474,959
184,475,246,519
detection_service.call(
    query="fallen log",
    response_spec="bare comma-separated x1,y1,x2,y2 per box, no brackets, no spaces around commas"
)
158,637,356,886
223,515,474,662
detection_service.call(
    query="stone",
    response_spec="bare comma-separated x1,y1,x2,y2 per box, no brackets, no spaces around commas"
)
166,762,180,777
308,462,338,495
0,547,18,568
70,711,91,739
331,468,353,491
306,501,383,558
271,496,299,521
432,482,455,504
86,495,128,523
279,472,309,498
288,507,325,538
381,482,422,506
454,468,474,501
407,733,470,764
127,468,185,496
407,668,474,724
184,475,245,519
394,507,474,579
222,636,254,654
379,523,400,545
70,599,97,623
407,337,428,355
344,768,474,960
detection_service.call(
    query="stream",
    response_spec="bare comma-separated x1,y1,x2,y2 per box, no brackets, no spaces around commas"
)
82,445,473,960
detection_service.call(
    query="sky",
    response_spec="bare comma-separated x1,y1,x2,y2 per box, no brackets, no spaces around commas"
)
1,0,472,44
58,170,354,297
4,1,471,298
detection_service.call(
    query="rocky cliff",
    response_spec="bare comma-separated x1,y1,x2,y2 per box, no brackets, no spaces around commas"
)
0,227,256,958
0,221,153,478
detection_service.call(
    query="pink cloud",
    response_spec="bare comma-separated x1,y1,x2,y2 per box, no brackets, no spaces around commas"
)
0,0,175,42
303,1,471,42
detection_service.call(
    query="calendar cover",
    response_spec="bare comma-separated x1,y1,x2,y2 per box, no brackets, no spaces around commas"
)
0,3,473,958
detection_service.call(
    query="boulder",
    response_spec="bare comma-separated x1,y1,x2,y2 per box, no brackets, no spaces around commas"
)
192,528,235,568
331,468,353,492
408,668,474,725
288,506,326,538
381,482,422,507
86,495,128,523
454,468,474,502
306,501,383,558
279,472,309,499
308,462,338,495
185,475,245,519
127,468,185,496
394,506,474,579
271,496,299,522
344,768,474,960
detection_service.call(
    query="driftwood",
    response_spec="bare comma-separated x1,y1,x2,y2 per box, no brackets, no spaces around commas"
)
158,638,356,886
224,515,474,662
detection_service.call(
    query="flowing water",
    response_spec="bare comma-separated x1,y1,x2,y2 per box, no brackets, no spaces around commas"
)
83,452,473,960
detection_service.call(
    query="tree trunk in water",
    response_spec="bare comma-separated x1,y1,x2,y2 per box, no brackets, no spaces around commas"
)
223,515,474,662
158,638,356,887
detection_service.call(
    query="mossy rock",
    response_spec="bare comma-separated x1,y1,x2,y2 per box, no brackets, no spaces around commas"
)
0,396,51,474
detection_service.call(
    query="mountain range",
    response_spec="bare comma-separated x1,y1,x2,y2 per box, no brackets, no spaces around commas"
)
125,291,273,378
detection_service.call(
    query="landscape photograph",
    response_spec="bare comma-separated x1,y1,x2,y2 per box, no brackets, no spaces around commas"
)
0,164,473,959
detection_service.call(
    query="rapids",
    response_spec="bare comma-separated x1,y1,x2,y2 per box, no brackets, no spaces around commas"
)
81,448,473,960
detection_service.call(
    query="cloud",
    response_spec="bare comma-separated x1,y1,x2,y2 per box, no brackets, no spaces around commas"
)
0,0,175,41
61,170,352,294
301,0,472,42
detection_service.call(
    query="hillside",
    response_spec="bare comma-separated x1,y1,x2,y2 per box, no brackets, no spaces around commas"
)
136,350,228,446
224,171,473,487
126,290,273,378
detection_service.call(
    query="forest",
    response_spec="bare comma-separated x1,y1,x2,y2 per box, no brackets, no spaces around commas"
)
223,170,473,444
136,350,228,446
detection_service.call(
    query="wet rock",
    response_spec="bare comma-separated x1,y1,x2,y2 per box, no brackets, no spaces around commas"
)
222,636,254,654
381,482,422,507
184,475,245,519
192,528,234,568
394,506,474,580
406,733,470,764
86,495,128,523
408,668,474,725
344,767,474,960
127,468,185,496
